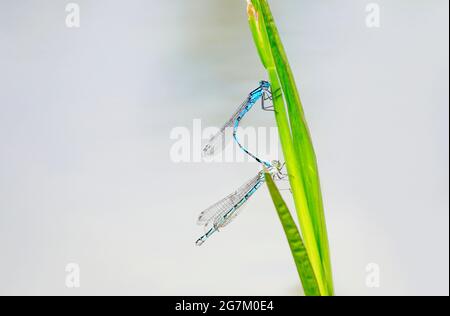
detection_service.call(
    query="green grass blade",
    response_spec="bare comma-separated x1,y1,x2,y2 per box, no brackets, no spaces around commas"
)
257,0,334,295
264,172,321,296
247,0,334,295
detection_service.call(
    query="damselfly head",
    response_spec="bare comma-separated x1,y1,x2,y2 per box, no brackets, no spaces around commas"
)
271,160,282,170
260,80,270,90
268,160,288,180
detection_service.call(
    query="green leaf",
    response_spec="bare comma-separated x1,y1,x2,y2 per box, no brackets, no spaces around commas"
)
247,1,272,69
247,0,334,295
264,172,320,296
258,0,334,295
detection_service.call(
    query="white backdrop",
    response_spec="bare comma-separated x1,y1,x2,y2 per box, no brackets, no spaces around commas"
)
0,0,448,295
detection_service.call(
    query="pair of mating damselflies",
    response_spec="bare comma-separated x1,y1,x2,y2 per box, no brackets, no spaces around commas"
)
195,81,288,246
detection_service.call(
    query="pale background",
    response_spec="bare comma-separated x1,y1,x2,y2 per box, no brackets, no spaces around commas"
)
0,0,448,295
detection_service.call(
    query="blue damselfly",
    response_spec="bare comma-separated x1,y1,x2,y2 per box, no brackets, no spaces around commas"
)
202,81,274,167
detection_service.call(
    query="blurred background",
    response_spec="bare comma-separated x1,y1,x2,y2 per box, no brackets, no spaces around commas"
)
0,0,448,295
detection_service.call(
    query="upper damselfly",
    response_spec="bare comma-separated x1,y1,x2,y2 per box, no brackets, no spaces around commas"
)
202,80,274,167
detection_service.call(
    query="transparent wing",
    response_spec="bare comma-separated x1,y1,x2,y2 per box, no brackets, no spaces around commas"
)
217,203,248,229
213,180,264,229
202,96,250,156
197,172,263,229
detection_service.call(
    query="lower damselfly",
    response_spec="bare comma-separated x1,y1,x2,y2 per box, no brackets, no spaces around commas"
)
195,160,287,246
